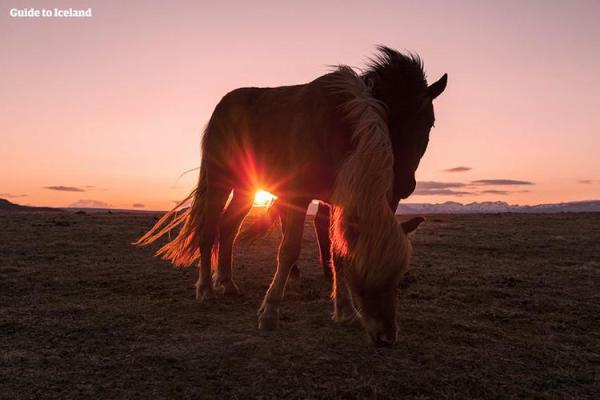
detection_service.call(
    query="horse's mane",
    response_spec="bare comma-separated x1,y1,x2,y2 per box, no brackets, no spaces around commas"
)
328,66,410,289
363,45,426,87
362,46,428,114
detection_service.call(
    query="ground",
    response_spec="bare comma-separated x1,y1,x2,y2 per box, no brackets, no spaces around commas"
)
1,211,599,399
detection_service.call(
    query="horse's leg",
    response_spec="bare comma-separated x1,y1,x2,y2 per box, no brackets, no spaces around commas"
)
258,200,309,330
279,205,300,280
196,185,231,302
314,203,333,279
214,189,253,296
332,254,356,322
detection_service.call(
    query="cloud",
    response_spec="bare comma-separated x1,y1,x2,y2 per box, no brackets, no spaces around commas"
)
413,188,471,196
416,181,466,190
0,193,28,198
413,181,471,196
44,185,85,192
479,189,509,195
132,203,145,208
84,185,96,189
443,166,472,173
471,179,534,186
411,180,535,197
69,199,111,208
577,180,598,184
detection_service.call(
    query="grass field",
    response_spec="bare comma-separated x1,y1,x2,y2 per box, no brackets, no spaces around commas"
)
1,211,599,399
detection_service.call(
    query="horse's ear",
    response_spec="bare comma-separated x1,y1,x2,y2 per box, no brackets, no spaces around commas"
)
401,216,425,234
428,73,448,100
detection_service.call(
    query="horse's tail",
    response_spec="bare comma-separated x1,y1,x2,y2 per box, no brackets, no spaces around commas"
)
134,163,209,267
236,200,281,243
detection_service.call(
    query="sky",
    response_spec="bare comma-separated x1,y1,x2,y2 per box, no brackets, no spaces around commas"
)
1,0,599,209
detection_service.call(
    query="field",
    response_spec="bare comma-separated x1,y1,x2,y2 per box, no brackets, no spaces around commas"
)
1,211,599,399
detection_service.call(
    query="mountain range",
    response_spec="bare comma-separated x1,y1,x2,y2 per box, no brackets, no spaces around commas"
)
394,200,600,214
306,200,600,214
2,198,600,214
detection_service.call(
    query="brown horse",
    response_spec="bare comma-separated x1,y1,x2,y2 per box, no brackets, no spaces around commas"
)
136,46,447,346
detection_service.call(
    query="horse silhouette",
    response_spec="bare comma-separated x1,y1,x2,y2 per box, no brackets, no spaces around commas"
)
136,46,447,346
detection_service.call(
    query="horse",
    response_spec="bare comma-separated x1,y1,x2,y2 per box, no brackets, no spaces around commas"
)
136,46,447,346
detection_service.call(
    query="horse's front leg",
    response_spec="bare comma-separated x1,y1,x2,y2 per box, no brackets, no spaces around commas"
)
332,254,356,322
314,202,333,279
258,200,309,330
278,206,300,281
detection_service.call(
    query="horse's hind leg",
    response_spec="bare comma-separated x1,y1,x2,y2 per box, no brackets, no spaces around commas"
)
258,199,310,330
214,188,253,296
196,185,231,302
314,203,333,279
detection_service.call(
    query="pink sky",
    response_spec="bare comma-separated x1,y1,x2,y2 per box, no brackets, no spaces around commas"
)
1,0,599,209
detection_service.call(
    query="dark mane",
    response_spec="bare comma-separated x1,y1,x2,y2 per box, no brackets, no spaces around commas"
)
364,46,426,82
362,46,429,114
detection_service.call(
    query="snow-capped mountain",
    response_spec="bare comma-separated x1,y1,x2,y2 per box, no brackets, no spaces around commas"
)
395,200,600,214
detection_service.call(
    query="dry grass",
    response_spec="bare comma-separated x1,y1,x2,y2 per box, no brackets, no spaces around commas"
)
1,211,599,399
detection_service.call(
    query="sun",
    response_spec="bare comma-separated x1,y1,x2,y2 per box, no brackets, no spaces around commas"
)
254,190,276,207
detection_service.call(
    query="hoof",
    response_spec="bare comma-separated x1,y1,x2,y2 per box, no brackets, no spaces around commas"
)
258,315,279,331
333,303,356,323
257,302,279,331
214,279,242,296
195,284,215,302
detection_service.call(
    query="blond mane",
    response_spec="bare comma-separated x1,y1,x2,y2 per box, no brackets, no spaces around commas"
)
329,66,410,287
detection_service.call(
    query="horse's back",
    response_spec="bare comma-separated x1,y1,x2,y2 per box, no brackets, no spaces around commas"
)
214,74,343,134
203,73,352,196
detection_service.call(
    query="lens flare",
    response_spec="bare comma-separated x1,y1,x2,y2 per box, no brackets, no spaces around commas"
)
254,190,276,207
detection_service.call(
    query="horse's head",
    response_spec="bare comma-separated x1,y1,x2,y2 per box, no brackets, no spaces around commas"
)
364,47,447,203
391,74,447,201
343,217,424,347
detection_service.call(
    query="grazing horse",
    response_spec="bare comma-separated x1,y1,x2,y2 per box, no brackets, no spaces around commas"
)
136,46,447,346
